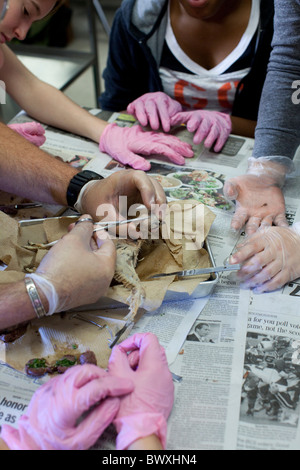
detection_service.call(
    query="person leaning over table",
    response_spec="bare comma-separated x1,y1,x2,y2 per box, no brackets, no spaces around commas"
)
100,0,274,154
227,0,300,293
0,0,194,171
0,333,174,450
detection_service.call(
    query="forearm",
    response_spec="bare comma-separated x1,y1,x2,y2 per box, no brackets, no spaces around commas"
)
19,80,108,143
0,280,48,331
1,45,108,144
231,116,256,138
253,70,300,158
0,122,77,204
253,0,300,159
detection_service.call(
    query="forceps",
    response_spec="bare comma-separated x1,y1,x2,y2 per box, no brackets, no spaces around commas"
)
93,215,150,233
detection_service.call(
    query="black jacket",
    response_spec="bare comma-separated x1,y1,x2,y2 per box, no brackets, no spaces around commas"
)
100,0,274,121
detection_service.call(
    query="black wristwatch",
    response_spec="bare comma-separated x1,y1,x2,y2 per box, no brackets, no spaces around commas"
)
66,170,104,208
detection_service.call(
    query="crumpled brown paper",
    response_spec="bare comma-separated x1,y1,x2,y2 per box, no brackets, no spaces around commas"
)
0,200,215,371
0,200,216,309
106,200,216,310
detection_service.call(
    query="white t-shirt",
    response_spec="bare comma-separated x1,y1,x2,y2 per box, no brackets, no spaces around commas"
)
159,0,260,113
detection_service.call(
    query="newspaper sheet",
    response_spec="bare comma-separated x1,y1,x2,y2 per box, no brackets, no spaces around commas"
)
1,111,300,451
238,294,300,450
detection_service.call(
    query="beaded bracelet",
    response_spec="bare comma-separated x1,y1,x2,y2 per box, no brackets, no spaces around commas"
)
24,277,46,319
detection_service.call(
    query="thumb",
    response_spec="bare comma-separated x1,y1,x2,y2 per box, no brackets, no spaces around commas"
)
74,375,133,416
223,180,239,201
99,375,134,398
170,112,189,126
71,215,95,245
127,102,135,115
108,344,133,377
126,152,152,171
73,397,121,450
25,122,45,135
94,238,117,269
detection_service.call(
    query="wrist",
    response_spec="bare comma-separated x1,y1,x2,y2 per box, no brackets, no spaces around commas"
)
73,179,102,214
247,156,294,187
66,170,104,209
24,276,48,319
99,122,116,152
25,274,58,316
114,413,167,451
128,434,163,451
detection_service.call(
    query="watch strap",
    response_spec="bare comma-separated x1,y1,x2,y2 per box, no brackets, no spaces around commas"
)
66,170,104,208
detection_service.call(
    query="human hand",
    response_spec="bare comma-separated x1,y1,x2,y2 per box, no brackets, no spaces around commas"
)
0,364,134,450
223,157,293,235
108,333,174,450
230,224,300,294
127,92,182,133
170,110,232,152
30,215,116,314
99,123,194,171
74,169,167,227
8,122,46,147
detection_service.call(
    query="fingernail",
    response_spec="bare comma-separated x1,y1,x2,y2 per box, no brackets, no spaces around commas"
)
253,287,264,295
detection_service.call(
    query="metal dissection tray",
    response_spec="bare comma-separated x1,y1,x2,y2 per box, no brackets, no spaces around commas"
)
163,240,218,302
19,218,218,308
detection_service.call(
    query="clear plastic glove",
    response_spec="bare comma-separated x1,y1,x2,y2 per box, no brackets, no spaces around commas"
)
108,333,174,450
170,110,232,152
0,364,134,450
127,92,183,133
230,223,300,294
74,169,167,226
224,157,294,235
8,122,46,147
99,123,194,171
27,214,116,315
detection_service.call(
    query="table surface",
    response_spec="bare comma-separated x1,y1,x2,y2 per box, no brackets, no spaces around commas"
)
1,112,300,451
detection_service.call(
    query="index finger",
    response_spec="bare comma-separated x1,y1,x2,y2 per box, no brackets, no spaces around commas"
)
230,233,265,265
132,100,149,127
230,206,249,232
156,105,172,133
132,170,166,209
144,99,162,131
67,214,95,245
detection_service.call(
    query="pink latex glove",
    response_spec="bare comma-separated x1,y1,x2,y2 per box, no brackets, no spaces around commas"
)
108,333,174,450
8,122,46,147
99,123,194,171
170,110,232,152
127,92,182,133
0,365,133,450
